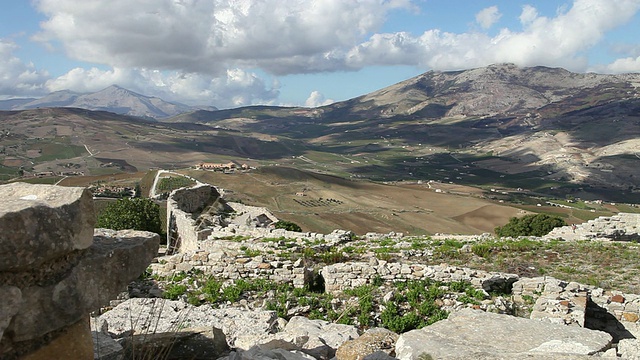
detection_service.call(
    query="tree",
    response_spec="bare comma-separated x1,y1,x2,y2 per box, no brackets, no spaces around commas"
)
273,220,302,232
96,198,162,235
495,213,567,237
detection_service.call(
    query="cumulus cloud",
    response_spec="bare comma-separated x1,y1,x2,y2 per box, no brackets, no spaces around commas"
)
4,0,639,105
32,0,412,75
346,0,640,72
601,56,640,73
305,91,334,107
0,39,49,96
476,6,502,29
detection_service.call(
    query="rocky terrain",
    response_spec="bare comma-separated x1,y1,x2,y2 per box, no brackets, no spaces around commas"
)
82,183,640,359
2,181,640,359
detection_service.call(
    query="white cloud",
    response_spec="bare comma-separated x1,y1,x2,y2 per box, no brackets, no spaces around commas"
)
3,0,639,106
476,6,502,29
0,39,49,96
304,91,334,107
601,56,640,73
33,0,412,75
345,0,640,72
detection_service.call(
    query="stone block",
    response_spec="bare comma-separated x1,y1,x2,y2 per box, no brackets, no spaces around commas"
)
0,183,95,271
6,229,159,343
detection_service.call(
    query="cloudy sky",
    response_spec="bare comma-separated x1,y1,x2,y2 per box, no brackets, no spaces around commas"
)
2,0,640,109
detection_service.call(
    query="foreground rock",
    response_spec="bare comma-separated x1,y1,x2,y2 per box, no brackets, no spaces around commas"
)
0,183,159,359
395,308,612,359
0,182,95,271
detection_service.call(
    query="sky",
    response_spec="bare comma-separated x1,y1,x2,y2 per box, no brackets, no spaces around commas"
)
2,0,640,109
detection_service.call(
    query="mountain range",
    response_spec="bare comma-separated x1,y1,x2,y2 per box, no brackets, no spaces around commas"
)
0,64,639,203
0,85,216,119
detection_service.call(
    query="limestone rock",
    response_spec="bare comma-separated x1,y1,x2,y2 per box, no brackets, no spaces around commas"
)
277,316,359,360
7,229,159,342
0,183,95,271
336,327,398,360
0,286,21,340
235,316,359,360
618,338,640,359
395,308,612,359
93,331,123,360
225,348,317,360
95,298,278,348
120,326,228,360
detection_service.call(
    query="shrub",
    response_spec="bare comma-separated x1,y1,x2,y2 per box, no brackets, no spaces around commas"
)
495,214,567,237
274,220,302,232
96,197,162,234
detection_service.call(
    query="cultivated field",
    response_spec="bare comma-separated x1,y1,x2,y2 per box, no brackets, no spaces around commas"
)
180,166,527,235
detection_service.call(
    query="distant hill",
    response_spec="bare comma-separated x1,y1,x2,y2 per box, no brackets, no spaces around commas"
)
0,85,216,119
165,64,640,201
0,64,639,203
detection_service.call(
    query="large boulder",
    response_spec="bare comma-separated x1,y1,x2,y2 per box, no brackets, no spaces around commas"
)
395,308,612,359
0,183,95,271
0,182,160,359
6,229,159,342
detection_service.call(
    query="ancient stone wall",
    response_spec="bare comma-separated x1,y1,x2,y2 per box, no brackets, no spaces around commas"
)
545,212,640,241
0,183,159,359
512,276,640,342
151,239,312,288
167,184,226,252
322,261,519,294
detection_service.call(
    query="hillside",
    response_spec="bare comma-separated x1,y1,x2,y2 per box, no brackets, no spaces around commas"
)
168,64,640,202
1,64,639,204
0,85,215,119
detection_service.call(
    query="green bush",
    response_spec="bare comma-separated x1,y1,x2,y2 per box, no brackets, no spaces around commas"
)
495,214,567,237
163,284,187,300
96,197,162,234
274,220,302,232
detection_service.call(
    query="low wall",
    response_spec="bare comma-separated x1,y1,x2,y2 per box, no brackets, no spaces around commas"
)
512,276,640,342
321,261,519,293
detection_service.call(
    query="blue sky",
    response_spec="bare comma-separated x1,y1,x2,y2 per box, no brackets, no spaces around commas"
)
2,0,640,108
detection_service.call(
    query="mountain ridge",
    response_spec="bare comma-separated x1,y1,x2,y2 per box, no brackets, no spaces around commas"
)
0,85,217,119
0,64,639,202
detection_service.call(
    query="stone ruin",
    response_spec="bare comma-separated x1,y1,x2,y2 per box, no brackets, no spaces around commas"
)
3,181,640,359
0,183,159,359
545,212,640,241
153,184,640,358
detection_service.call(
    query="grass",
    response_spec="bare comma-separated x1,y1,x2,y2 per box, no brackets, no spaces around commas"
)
421,238,640,293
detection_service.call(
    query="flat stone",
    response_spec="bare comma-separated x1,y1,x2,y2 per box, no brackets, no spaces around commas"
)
96,298,278,348
395,309,612,359
610,294,625,303
0,183,95,271
622,312,639,322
